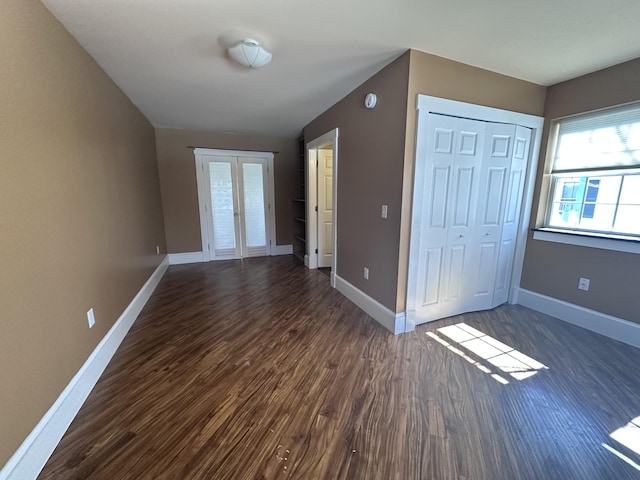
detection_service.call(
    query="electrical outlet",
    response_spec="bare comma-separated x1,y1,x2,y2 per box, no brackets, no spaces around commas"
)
156,245,160,255
578,277,590,291
381,205,388,219
87,308,96,328
364,267,369,280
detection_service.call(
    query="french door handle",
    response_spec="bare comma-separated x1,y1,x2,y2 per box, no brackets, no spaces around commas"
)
234,212,239,217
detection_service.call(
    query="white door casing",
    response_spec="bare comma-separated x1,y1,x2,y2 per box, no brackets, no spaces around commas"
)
306,128,339,287
317,148,333,268
194,149,275,261
406,96,543,329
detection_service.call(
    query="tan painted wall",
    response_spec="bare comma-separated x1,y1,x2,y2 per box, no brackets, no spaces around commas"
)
521,57,640,323
155,129,297,253
0,0,166,467
397,50,547,311
304,52,411,311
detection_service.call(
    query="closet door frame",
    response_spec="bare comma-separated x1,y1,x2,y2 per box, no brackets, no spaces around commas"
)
406,96,544,330
194,148,276,261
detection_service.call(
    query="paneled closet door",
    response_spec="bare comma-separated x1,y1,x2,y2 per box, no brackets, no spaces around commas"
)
205,156,270,260
414,114,486,322
411,114,531,324
465,123,516,313
492,125,532,306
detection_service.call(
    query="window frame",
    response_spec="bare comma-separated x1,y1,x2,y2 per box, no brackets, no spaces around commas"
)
535,103,640,253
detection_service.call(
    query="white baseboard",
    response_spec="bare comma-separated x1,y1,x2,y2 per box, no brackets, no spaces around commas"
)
271,244,293,256
0,257,170,480
168,251,205,265
334,275,406,334
169,247,292,263
517,288,640,350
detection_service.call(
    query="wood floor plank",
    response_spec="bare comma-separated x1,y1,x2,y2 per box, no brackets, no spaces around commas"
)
38,256,640,479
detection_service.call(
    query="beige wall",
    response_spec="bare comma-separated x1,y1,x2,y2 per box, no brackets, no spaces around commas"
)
0,0,167,467
155,129,297,253
521,58,640,323
397,50,547,311
305,52,411,311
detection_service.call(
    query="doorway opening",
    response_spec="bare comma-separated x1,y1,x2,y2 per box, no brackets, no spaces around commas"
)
194,148,276,261
306,129,339,287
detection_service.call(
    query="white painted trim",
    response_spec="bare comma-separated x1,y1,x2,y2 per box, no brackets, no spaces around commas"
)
168,251,206,265
266,157,277,257
532,229,640,254
407,95,544,324
306,129,339,275
271,244,293,256
0,258,169,480
517,288,640,349
334,275,406,334
306,148,318,269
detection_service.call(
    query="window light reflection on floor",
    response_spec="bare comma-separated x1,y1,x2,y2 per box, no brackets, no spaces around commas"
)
426,323,549,384
603,415,640,471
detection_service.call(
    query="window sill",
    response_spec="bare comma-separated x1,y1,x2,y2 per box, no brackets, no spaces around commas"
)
532,228,640,254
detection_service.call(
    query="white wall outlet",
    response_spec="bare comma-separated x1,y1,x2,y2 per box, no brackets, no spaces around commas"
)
363,267,369,280
578,277,590,291
87,308,96,328
156,245,160,255
381,205,388,219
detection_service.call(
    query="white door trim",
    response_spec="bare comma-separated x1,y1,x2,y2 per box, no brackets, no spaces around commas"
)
306,129,339,287
406,96,543,330
194,148,275,260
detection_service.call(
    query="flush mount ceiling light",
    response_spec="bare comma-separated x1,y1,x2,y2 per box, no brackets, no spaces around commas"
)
228,38,272,68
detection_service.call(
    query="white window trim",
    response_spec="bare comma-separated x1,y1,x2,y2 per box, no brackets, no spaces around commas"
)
535,103,640,253
533,228,640,254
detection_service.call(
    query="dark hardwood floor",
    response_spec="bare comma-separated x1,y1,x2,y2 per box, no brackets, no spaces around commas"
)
38,256,640,479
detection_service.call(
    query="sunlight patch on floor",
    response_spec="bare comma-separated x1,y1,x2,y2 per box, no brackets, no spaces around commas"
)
427,322,549,384
604,415,640,470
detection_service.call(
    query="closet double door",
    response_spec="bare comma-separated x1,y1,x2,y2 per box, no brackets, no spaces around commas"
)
200,154,271,260
412,113,531,323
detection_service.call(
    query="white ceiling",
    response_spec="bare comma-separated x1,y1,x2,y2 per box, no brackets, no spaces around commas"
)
42,0,640,137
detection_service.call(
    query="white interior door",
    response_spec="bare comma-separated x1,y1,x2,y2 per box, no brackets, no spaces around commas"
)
465,122,515,312
493,125,532,306
204,156,270,260
414,114,486,321
317,148,333,268
411,113,531,324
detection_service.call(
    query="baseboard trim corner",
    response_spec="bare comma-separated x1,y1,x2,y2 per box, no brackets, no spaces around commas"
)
517,288,640,350
0,257,169,480
334,275,406,334
168,251,205,265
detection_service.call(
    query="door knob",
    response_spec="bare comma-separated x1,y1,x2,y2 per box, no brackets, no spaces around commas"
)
234,212,239,217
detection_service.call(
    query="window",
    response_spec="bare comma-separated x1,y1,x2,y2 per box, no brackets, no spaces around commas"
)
543,103,640,239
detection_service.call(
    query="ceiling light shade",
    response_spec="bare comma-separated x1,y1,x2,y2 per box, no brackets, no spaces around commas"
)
228,39,272,68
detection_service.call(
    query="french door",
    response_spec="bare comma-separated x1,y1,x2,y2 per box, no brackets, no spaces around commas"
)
195,149,274,261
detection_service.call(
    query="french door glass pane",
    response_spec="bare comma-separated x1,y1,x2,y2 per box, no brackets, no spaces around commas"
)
209,162,236,250
242,163,266,247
